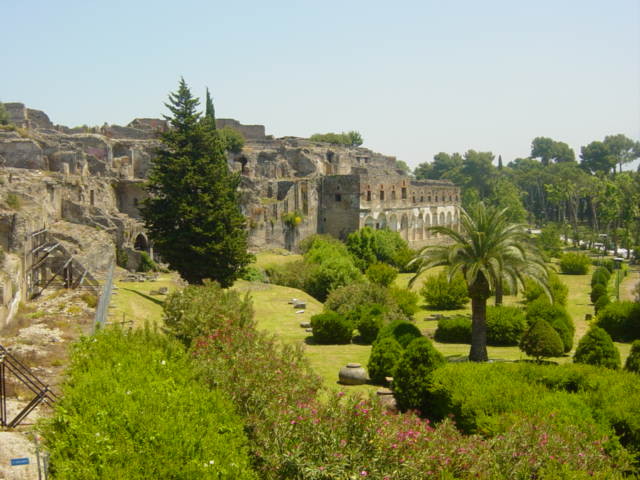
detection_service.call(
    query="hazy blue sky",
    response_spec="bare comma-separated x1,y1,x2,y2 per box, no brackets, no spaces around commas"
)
3,0,639,168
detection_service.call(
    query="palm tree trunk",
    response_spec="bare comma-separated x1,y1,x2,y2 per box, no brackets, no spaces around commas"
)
469,296,489,362
494,281,503,306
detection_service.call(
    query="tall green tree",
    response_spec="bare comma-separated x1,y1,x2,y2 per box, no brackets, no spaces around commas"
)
411,203,548,361
580,141,616,175
204,87,216,129
141,79,252,286
603,134,640,174
531,137,575,165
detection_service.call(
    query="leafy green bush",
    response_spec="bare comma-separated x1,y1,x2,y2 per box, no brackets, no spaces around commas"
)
365,262,398,286
264,259,309,289
594,294,611,315
323,282,408,325
625,340,640,374
596,301,640,341
241,265,267,282
523,272,568,306
218,125,245,153
346,227,411,270
377,320,422,348
520,319,564,361
352,304,384,344
115,247,128,268
526,297,575,352
310,130,362,146
434,316,472,343
393,337,445,413
367,336,403,384
590,283,608,304
559,252,591,275
310,311,352,344
388,286,419,317
303,238,362,301
574,326,621,369
486,305,528,346
137,251,158,272
536,223,563,258
420,270,469,310
591,267,611,287
42,328,256,479
163,280,254,346
593,258,616,273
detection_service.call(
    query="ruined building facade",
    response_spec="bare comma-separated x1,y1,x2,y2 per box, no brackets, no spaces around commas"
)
0,102,460,326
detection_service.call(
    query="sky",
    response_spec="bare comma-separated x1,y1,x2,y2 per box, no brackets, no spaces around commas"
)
2,0,639,169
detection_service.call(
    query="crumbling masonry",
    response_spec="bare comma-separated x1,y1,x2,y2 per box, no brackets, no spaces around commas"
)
0,102,460,326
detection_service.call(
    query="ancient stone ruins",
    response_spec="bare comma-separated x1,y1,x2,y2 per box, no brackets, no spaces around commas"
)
0,102,460,326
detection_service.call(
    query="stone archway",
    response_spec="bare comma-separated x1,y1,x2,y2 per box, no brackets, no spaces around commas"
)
446,211,453,225
416,214,424,240
400,214,409,241
376,213,387,230
388,214,398,232
439,212,445,226
364,216,375,229
134,233,149,252
424,213,431,237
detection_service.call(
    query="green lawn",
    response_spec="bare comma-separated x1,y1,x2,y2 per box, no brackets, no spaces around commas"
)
108,253,637,392
110,274,181,328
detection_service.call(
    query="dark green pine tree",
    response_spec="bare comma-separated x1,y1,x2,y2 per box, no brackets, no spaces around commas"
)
141,78,252,286
498,154,503,170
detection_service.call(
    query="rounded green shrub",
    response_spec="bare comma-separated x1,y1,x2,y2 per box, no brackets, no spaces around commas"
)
163,281,254,346
523,273,568,306
324,282,395,315
596,301,640,341
367,336,403,384
624,340,640,374
526,298,575,353
486,306,528,346
591,267,611,287
594,294,610,314
434,316,471,343
377,320,422,348
365,262,398,287
393,337,445,412
559,252,591,275
590,283,608,304
353,304,385,344
593,258,616,273
519,319,564,361
574,327,620,369
388,286,420,318
420,270,469,310
310,312,352,344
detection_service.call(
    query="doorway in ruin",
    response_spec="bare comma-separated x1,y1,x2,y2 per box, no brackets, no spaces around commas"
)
134,233,149,252
400,214,409,241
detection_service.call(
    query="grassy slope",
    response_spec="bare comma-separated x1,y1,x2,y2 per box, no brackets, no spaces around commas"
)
110,274,181,328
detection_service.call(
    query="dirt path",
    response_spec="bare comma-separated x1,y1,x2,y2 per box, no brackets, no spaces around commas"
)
619,265,640,302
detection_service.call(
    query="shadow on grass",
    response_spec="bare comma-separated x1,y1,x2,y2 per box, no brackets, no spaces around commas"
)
121,288,165,307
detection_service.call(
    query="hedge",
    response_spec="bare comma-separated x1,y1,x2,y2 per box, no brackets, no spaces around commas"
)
596,301,640,341
310,311,353,344
574,327,621,369
559,252,591,275
42,328,256,479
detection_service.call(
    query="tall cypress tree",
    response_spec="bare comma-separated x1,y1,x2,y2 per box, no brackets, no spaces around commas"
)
204,87,216,128
141,78,252,286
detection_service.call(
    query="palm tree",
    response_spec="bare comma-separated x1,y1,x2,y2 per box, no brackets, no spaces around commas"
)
411,202,549,362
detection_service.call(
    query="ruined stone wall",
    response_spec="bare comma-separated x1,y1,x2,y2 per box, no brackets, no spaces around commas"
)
216,119,266,140
319,175,361,240
357,174,460,248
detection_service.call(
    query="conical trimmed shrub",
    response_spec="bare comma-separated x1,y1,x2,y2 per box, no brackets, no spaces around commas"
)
624,340,640,374
393,337,445,412
574,327,620,369
367,336,403,384
519,319,564,361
